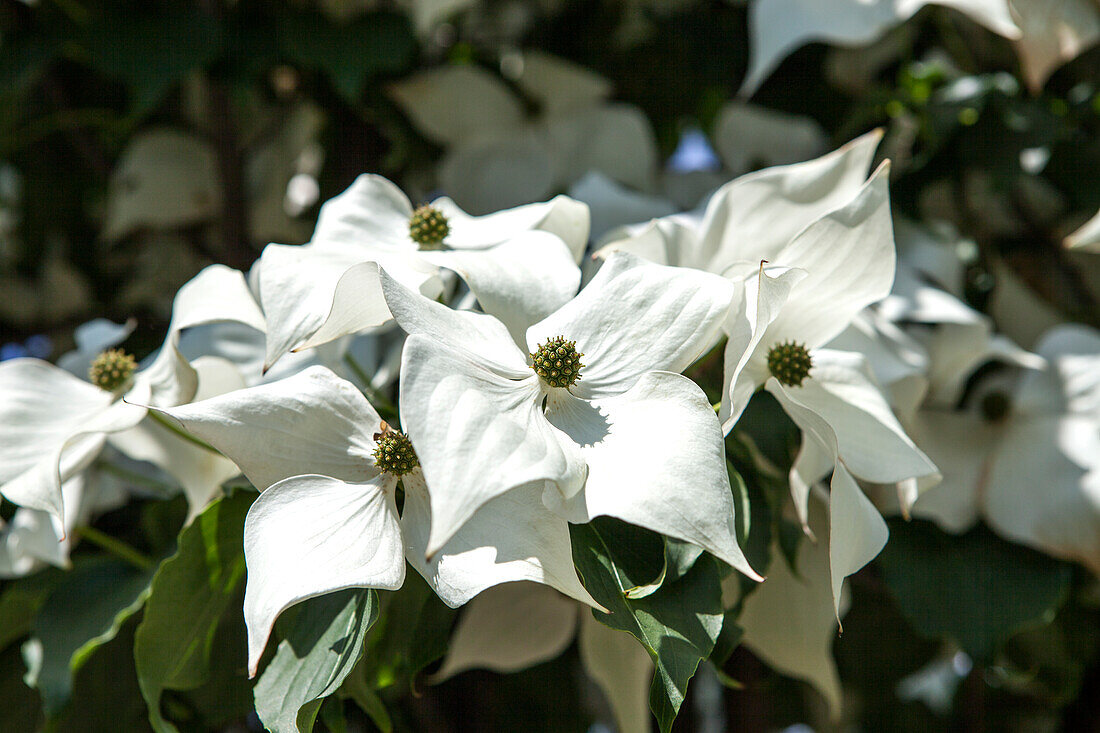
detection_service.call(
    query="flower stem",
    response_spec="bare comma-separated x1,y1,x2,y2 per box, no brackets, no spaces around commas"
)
343,353,399,418
75,526,155,571
96,459,175,495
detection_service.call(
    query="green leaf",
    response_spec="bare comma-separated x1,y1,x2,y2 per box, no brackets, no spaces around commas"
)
49,618,152,733
133,491,252,733
339,668,392,733
75,8,224,113
0,644,43,733
571,520,724,733
877,520,1073,662
254,588,379,733
0,568,62,653
27,557,153,714
276,11,417,102
362,573,455,692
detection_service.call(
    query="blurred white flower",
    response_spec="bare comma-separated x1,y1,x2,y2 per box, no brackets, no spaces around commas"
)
390,55,659,213
741,0,1020,95
909,325,1100,573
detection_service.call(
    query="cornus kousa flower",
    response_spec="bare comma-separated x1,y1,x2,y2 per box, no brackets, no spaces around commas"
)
0,265,262,524
907,325,1100,574
154,366,601,675
594,130,884,279
255,174,589,370
720,164,939,609
378,250,761,582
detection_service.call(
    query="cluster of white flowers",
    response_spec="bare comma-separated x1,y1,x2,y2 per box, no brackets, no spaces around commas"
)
3,130,1098,731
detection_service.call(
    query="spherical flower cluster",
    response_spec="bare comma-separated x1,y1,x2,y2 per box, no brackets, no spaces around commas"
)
372,425,419,476
408,203,450,249
766,340,813,387
530,335,584,388
88,348,136,391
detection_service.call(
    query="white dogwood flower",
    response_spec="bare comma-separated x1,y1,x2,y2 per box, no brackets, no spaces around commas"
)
155,366,602,675
0,265,262,523
910,325,1100,573
740,0,1020,95
380,251,760,581
720,165,939,609
594,130,884,279
255,174,589,370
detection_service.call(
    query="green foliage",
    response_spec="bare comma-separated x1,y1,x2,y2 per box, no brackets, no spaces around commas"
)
878,520,1073,662
275,11,417,102
254,588,379,733
28,556,153,714
359,572,456,693
133,491,253,733
0,568,61,653
571,518,724,733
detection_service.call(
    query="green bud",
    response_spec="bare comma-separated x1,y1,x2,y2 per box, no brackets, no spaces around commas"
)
408,204,449,250
88,348,137,392
372,425,420,477
766,340,813,388
531,335,584,389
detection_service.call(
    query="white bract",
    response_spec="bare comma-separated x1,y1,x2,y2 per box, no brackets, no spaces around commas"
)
595,130,884,278
0,265,263,523
255,173,588,370
730,493,849,720
720,165,939,608
433,581,654,733
381,251,761,581
155,366,601,674
741,0,1020,95
910,325,1100,573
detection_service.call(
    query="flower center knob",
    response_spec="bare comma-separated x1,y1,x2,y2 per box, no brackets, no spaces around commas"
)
531,335,584,389
89,348,137,392
408,204,449,250
766,341,813,387
372,425,419,477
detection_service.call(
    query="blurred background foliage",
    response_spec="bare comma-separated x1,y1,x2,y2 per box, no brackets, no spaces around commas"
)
2,0,1100,731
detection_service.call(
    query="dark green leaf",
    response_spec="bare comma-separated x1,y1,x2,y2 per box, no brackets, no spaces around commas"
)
0,568,62,653
277,11,417,102
254,588,379,733
571,521,724,733
340,667,392,733
75,8,224,113
363,573,455,692
878,520,1072,662
0,644,43,733
133,491,252,733
50,618,152,733
28,557,153,714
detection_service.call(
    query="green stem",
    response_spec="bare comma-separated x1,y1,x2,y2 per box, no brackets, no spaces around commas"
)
343,353,398,417
76,526,155,571
149,410,220,454
96,459,175,494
